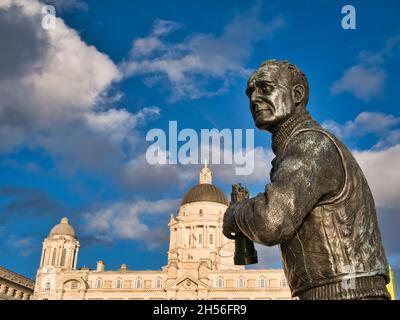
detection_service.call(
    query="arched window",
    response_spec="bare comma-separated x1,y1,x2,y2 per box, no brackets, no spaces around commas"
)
60,248,67,267
199,209,203,216
95,278,102,289
134,277,143,289
280,276,288,288
237,276,245,288
51,248,57,266
258,276,267,288
113,278,123,289
44,281,51,291
155,277,162,289
216,277,224,288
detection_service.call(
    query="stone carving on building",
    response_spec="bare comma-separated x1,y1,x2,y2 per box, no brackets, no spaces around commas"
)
0,266,34,300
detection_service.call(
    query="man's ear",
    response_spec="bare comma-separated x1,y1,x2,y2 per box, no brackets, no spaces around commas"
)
292,84,305,105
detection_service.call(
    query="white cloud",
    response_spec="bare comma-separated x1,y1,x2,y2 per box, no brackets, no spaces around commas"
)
83,199,179,249
122,5,285,101
323,112,400,209
85,107,160,145
322,112,400,140
331,35,400,101
330,65,385,101
354,145,400,209
213,146,274,185
7,235,38,256
0,0,161,180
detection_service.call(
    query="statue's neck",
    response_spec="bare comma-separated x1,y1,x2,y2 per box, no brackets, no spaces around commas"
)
271,108,313,154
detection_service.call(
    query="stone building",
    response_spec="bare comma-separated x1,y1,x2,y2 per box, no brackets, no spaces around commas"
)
33,164,291,300
0,265,34,300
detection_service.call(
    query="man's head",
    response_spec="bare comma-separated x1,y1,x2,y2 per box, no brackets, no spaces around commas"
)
246,60,309,132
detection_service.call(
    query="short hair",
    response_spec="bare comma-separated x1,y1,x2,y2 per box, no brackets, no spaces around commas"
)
252,59,310,107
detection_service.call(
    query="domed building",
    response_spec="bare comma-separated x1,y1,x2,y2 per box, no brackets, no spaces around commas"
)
33,164,291,300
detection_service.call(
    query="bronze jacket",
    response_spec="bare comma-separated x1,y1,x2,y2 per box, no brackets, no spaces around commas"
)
228,112,390,299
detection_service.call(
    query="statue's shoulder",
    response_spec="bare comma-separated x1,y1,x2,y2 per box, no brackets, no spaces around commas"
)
284,123,341,157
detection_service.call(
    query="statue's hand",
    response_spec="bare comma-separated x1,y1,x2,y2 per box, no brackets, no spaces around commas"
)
231,183,250,204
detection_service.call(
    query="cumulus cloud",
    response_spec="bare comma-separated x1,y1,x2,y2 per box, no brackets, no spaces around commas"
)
0,0,163,180
330,65,385,101
354,145,400,209
7,235,39,257
331,35,400,101
323,112,400,142
83,199,179,249
122,5,285,101
323,112,400,209
213,146,274,185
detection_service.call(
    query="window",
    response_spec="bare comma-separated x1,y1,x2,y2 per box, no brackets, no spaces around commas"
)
216,277,224,288
155,277,162,289
199,209,203,216
134,277,143,289
41,248,46,267
70,281,79,289
280,276,288,288
258,277,267,288
95,278,102,289
60,248,67,267
198,233,203,245
51,248,57,266
114,278,123,289
237,277,245,288
44,281,51,291
209,234,214,245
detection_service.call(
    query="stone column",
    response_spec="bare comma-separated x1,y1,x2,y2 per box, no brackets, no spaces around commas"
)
7,288,15,298
205,225,208,247
0,284,8,295
73,247,79,269
39,247,45,268
15,290,24,300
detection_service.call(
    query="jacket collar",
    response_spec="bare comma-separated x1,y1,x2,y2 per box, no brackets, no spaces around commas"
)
271,108,314,154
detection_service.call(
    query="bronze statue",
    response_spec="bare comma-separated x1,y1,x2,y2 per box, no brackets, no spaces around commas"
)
223,59,390,300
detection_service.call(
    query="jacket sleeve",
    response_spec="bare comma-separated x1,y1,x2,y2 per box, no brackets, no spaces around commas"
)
231,131,344,246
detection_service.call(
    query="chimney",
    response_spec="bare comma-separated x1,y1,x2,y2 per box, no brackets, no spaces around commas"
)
96,260,105,272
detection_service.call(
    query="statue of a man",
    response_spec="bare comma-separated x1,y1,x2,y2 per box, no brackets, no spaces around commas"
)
222,59,390,300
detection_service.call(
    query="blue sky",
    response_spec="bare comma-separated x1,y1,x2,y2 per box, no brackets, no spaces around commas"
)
0,0,399,297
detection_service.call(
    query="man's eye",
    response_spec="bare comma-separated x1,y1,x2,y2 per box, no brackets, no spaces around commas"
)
246,88,254,96
262,84,273,92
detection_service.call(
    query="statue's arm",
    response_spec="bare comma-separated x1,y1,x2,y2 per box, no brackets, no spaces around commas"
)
231,131,344,246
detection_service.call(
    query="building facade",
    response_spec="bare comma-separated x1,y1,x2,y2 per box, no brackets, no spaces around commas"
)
0,266,34,300
33,164,291,300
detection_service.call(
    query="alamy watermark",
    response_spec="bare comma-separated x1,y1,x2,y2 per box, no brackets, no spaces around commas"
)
145,121,255,175
341,5,356,30
41,5,56,30
341,264,356,290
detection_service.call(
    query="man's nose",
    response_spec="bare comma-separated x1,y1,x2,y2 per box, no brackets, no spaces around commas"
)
250,89,258,103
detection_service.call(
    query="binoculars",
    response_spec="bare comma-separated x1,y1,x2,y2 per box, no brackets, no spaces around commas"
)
230,183,258,266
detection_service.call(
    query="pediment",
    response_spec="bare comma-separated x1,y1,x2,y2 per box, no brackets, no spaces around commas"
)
164,272,209,290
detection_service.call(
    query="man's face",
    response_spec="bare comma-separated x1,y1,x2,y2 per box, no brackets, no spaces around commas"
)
246,65,296,131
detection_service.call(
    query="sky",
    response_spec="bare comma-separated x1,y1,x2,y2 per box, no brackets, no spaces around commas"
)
0,0,399,298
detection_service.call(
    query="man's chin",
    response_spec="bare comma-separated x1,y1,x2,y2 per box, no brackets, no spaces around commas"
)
254,115,276,131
